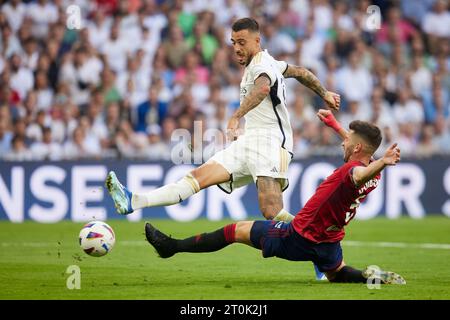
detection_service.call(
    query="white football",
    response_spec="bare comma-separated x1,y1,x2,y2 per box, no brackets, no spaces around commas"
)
79,221,116,257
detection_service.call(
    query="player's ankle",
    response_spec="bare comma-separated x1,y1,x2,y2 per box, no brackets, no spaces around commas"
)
273,209,294,222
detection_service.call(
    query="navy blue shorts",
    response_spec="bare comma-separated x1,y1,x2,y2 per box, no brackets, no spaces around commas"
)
250,220,343,272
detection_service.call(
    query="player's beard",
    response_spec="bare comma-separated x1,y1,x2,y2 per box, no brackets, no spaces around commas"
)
236,52,248,66
343,145,354,162
237,55,248,66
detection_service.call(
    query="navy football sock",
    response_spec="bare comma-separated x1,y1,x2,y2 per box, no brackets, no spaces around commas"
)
330,266,366,283
175,224,236,253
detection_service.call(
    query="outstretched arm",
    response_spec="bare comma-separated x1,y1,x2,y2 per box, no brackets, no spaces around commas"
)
227,74,271,140
283,65,340,110
316,109,348,140
352,143,401,187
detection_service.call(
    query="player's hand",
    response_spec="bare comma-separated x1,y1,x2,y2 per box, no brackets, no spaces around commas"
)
317,109,335,125
382,143,401,165
226,116,240,141
316,109,342,132
323,91,340,111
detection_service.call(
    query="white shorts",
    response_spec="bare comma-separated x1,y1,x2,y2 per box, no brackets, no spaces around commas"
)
208,133,293,193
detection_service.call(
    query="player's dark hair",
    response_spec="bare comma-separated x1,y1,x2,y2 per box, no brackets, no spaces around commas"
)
349,120,382,153
232,18,259,33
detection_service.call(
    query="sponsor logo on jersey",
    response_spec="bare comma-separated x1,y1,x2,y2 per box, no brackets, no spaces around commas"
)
358,178,379,194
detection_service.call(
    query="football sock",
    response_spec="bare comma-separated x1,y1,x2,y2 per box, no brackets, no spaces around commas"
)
273,209,295,222
330,266,366,283
131,173,200,210
175,224,237,253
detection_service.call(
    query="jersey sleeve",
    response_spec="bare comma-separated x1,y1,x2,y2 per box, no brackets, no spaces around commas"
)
343,164,359,189
276,60,288,75
250,60,277,86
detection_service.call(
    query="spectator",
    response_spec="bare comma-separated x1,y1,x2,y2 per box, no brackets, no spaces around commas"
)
0,115,12,157
100,21,129,74
375,125,397,159
433,115,450,154
115,119,148,158
185,20,219,65
87,10,112,51
311,125,341,156
423,75,450,123
422,0,450,54
1,0,26,33
376,6,417,48
393,89,424,132
338,100,370,130
135,86,169,132
397,123,418,157
400,0,435,26
145,124,171,160
13,117,33,147
64,127,93,160
300,18,325,67
30,126,63,160
336,51,373,105
26,0,58,40
21,37,39,71
262,19,296,57
116,55,150,107
35,71,54,111
409,54,432,97
416,125,439,158
3,134,33,161
0,24,22,58
293,128,311,159
59,47,102,105
99,67,121,105
9,54,34,101
163,25,191,69
290,95,316,132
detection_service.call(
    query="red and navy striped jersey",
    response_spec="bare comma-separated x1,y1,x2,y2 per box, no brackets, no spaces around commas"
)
292,160,381,243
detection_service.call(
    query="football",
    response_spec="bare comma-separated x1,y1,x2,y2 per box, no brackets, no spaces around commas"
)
79,221,116,257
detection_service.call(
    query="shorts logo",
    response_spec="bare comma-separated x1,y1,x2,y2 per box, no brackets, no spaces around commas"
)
271,167,278,173
274,221,283,229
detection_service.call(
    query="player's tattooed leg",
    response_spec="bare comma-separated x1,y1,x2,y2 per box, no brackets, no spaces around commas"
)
256,177,283,220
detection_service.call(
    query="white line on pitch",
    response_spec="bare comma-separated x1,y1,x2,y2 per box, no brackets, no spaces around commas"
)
1,240,450,250
342,241,450,250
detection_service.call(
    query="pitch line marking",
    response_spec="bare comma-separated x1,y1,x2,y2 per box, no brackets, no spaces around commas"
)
1,240,450,250
342,241,450,250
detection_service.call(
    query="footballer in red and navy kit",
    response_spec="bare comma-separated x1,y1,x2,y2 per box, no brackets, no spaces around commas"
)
293,160,381,244
145,109,406,285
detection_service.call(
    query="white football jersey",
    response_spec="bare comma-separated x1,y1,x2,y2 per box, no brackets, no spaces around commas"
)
240,49,293,153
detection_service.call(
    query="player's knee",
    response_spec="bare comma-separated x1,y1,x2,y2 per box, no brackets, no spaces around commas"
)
190,169,205,189
234,221,253,244
191,162,230,189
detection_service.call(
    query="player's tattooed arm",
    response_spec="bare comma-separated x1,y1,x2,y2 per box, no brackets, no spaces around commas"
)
227,74,271,140
233,74,271,119
283,65,327,97
284,65,340,110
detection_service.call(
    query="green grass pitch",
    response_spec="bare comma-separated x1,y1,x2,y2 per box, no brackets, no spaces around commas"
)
0,217,449,300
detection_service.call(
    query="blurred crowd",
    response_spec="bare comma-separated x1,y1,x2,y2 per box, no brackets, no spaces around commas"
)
0,0,449,162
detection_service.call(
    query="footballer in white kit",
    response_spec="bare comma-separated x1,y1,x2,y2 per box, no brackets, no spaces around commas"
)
210,49,294,193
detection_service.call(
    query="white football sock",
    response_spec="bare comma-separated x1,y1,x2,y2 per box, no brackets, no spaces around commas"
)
131,173,201,210
273,209,295,222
